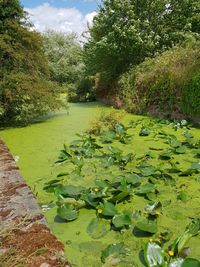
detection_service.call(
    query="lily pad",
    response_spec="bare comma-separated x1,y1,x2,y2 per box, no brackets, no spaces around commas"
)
57,204,78,221
182,258,200,267
135,183,156,195
101,242,127,263
87,218,110,239
112,213,132,228
98,202,118,217
136,218,158,234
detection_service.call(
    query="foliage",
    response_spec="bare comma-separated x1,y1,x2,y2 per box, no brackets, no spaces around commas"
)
144,219,200,267
182,70,200,116
85,0,200,83
44,31,83,86
0,0,62,123
88,109,125,134
44,116,200,265
44,31,95,102
119,41,200,117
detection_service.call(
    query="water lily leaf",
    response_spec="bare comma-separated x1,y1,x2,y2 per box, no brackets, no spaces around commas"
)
98,202,118,217
87,218,110,239
175,146,187,154
168,136,182,148
191,162,200,170
136,218,158,234
193,149,200,158
184,131,194,139
177,219,200,254
187,218,200,236
139,166,156,177
54,185,85,198
81,194,99,208
112,213,132,228
144,242,165,267
101,156,115,168
101,242,127,263
181,258,200,267
139,127,150,136
126,173,141,186
57,204,78,221
159,149,173,160
43,179,62,191
95,179,111,189
135,183,156,195
110,190,131,203
100,130,116,143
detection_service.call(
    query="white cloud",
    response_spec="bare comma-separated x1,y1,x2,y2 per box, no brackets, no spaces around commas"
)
25,3,97,36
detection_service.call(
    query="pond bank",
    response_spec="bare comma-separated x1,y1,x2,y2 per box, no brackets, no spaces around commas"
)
0,139,69,267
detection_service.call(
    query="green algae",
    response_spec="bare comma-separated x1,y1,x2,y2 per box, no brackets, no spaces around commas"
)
1,103,200,267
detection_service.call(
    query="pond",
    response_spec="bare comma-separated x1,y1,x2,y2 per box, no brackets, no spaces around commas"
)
1,102,200,267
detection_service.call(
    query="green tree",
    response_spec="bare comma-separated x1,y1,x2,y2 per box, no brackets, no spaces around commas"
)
0,0,62,124
44,31,95,102
43,31,84,85
85,0,200,83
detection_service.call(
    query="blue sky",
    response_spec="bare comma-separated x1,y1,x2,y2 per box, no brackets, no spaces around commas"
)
21,0,99,15
20,0,99,34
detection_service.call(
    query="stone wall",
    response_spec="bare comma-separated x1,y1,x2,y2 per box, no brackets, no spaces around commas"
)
0,140,69,267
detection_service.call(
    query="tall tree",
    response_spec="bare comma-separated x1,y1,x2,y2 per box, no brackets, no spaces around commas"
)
85,0,200,83
0,0,62,123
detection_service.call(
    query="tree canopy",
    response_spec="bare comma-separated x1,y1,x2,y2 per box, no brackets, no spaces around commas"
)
85,0,200,83
43,31,84,86
0,0,61,124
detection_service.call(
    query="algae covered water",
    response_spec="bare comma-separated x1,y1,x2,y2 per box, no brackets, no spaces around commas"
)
1,103,200,267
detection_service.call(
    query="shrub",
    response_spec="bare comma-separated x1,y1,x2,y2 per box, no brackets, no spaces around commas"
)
118,41,200,117
0,72,62,124
88,109,125,134
182,71,200,116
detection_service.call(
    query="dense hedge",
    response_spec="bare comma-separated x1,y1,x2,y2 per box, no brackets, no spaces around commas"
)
118,42,200,118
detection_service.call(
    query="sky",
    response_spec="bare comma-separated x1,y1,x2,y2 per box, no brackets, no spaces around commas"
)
20,0,100,35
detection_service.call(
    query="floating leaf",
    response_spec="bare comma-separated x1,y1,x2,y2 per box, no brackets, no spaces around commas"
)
43,179,62,191
135,183,156,195
100,130,116,143
136,218,158,234
126,173,141,186
159,149,173,160
139,165,157,177
87,218,110,239
98,202,118,217
191,162,200,170
182,258,200,267
57,204,78,221
54,185,85,198
81,194,99,208
175,146,187,154
101,243,127,263
144,242,165,267
139,127,150,136
112,213,132,228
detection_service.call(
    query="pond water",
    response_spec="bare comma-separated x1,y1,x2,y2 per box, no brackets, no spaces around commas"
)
1,102,200,267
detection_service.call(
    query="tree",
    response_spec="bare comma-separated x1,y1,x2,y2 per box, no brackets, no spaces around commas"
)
85,0,200,83
43,31,84,86
44,31,95,102
0,0,62,124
